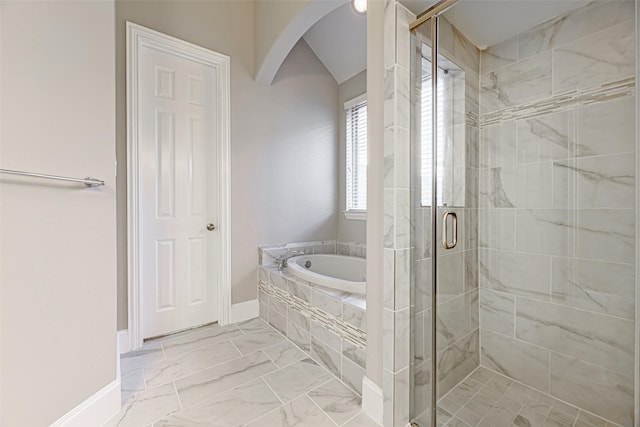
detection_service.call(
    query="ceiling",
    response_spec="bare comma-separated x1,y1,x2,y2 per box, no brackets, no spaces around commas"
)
403,0,592,49
302,3,366,85
301,0,592,83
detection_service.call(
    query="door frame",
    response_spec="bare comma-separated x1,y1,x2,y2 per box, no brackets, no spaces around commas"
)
126,22,231,351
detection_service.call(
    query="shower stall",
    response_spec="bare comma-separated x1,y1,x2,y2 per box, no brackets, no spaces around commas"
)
401,1,638,426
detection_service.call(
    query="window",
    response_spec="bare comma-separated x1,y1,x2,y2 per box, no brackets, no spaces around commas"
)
345,94,367,219
421,57,449,206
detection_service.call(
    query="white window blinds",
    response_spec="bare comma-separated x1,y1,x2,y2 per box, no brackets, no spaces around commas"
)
346,97,367,212
421,62,446,206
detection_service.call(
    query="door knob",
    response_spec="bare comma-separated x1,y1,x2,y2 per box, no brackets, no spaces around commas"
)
207,223,216,231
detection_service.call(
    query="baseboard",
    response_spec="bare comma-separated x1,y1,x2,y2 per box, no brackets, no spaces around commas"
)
362,376,383,424
231,299,259,323
49,379,120,427
117,330,130,355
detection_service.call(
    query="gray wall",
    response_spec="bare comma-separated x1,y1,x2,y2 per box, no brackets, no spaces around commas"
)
1,1,117,424
338,70,367,244
116,1,339,329
477,2,636,425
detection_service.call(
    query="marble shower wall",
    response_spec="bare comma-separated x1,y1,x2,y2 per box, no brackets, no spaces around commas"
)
410,14,481,425
477,2,636,426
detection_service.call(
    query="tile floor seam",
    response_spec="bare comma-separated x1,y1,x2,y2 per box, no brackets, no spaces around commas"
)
172,381,183,411
305,390,342,427
260,376,286,405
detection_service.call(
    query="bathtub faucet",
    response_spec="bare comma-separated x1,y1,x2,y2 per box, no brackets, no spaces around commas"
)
277,249,305,271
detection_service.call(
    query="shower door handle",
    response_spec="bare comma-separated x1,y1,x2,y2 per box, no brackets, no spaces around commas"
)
442,211,458,250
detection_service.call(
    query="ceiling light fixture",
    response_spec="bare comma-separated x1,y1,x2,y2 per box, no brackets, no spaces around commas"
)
353,0,367,14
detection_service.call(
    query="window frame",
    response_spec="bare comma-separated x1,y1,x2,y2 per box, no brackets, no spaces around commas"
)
344,93,368,220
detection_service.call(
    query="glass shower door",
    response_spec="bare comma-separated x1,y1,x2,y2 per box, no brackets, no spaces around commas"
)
411,1,637,426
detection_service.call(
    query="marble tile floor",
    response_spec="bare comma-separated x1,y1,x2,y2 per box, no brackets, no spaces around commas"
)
433,366,620,427
106,318,380,427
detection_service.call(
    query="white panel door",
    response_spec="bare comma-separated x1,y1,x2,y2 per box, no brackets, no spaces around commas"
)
139,43,218,339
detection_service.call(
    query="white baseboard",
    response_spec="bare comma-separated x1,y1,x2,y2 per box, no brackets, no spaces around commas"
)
362,376,383,425
117,330,130,355
231,299,259,323
49,379,120,427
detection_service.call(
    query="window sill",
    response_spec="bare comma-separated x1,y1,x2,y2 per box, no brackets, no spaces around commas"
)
343,210,366,221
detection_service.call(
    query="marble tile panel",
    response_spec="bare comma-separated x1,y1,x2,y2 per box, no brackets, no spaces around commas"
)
576,208,635,264
515,209,574,257
310,320,341,352
264,358,333,403
237,317,273,334
481,330,550,392
270,295,288,316
439,17,480,72
465,249,479,294
288,306,310,330
262,340,306,368
481,52,552,114
288,320,311,352
143,341,240,388
393,367,411,427
308,379,361,425
414,258,432,312
551,257,635,319
341,355,365,395
576,410,617,427
413,360,431,416
437,251,465,300
394,189,411,249
311,335,341,378
457,392,495,426
517,1,634,60
121,367,145,405
174,350,277,408
446,377,484,407
576,95,636,157
270,271,287,290
343,303,366,332
436,329,479,398
160,324,243,358
394,308,410,372
268,309,287,335
554,154,635,209
548,400,578,426
343,412,382,427
516,297,634,375
311,288,342,317
259,301,268,322
480,121,517,168
287,278,312,303
158,379,281,427
550,352,634,427
467,366,494,384
343,339,366,368
553,19,635,94
478,209,516,250
313,241,336,254
383,188,395,249
517,110,572,164
481,36,518,73
245,394,335,427
104,383,180,427
480,288,515,336
479,248,551,300
479,166,518,208
437,292,473,347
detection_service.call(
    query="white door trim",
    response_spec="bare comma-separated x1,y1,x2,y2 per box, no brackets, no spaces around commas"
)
126,22,231,351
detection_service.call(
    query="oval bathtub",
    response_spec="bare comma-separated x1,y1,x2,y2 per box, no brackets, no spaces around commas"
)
287,254,366,294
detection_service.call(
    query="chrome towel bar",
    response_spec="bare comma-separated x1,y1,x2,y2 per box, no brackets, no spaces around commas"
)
0,168,105,187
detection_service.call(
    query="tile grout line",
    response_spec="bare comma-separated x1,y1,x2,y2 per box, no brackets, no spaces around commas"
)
305,387,342,427
260,376,286,405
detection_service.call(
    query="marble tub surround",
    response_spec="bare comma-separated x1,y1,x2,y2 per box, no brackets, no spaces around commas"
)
258,265,367,395
109,320,379,427
476,1,636,425
259,240,366,266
